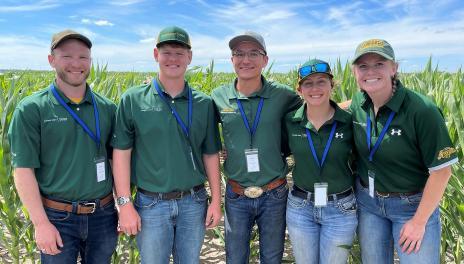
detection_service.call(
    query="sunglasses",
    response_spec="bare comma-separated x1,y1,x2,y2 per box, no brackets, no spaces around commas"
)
298,63,331,79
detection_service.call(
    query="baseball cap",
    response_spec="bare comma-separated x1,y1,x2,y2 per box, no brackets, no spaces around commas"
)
229,31,267,54
51,29,92,51
298,59,333,84
156,26,191,49
352,39,395,64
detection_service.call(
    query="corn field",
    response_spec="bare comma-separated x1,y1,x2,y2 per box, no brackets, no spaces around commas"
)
0,59,463,263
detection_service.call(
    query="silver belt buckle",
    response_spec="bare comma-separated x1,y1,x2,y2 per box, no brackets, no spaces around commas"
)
244,186,264,198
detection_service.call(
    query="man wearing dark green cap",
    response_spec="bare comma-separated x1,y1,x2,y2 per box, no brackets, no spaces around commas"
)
211,31,301,263
8,29,117,263
112,26,222,263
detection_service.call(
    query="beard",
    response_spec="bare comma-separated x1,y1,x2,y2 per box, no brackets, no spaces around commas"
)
56,69,90,88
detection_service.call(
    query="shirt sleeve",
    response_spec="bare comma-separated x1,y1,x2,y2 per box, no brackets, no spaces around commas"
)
111,93,135,150
286,89,303,114
202,99,222,154
415,103,458,171
8,100,41,169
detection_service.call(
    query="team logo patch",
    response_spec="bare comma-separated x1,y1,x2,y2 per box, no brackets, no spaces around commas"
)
390,129,402,136
221,108,236,113
335,132,344,139
437,147,456,160
360,39,385,49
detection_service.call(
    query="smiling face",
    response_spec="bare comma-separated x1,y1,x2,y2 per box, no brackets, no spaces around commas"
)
352,53,398,96
48,39,91,90
154,43,192,80
231,41,268,81
297,73,333,107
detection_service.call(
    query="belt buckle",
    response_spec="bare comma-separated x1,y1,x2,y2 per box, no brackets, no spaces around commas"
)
82,202,96,213
376,191,390,198
244,186,264,198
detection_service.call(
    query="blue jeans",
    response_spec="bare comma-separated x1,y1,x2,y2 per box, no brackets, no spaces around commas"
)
356,177,441,264
224,182,288,264
41,201,118,264
286,187,358,264
135,187,208,264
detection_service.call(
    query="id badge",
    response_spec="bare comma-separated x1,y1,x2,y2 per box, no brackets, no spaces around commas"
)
368,170,375,198
189,146,197,171
95,157,106,182
314,182,328,207
245,148,260,172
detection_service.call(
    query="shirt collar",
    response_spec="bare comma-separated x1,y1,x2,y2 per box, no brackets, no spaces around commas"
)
49,80,93,105
360,80,406,113
291,100,351,130
226,75,271,99
152,77,190,99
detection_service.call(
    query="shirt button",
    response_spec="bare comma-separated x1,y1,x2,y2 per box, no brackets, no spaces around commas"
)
76,107,80,111
171,100,175,104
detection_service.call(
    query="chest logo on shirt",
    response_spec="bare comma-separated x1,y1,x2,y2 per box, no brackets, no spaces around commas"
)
140,106,162,112
437,147,456,160
43,115,68,123
390,129,402,136
221,108,236,114
335,132,344,139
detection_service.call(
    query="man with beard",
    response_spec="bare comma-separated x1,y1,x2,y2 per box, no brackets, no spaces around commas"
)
8,30,118,263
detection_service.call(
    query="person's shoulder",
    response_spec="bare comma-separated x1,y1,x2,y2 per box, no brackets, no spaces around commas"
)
211,82,233,99
191,87,213,103
120,83,151,99
92,90,116,108
266,79,293,91
16,88,49,109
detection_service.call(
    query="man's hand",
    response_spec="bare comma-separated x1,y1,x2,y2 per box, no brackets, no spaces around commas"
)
118,203,142,235
205,200,222,228
35,221,63,255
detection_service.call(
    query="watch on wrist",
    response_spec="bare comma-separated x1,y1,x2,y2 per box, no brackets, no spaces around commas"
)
116,196,131,206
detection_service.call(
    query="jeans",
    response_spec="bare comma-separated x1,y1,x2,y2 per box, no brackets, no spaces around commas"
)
286,187,358,264
135,187,208,264
356,177,441,264
41,201,118,264
224,182,288,264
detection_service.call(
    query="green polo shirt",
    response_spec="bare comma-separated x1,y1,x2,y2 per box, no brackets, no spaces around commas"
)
350,81,458,192
111,79,221,193
285,101,354,194
8,82,116,201
211,77,302,187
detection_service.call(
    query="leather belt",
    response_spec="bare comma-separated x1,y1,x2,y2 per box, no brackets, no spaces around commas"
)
137,184,205,200
228,178,287,198
292,185,353,202
42,193,114,214
360,179,421,197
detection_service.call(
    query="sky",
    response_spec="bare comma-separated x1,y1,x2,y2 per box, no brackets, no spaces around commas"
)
0,0,463,73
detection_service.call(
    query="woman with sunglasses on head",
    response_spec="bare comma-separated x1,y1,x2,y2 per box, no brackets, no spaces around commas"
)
284,59,357,264
350,39,458,264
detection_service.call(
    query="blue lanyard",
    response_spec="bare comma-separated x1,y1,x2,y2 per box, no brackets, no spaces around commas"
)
153,80,192,138
366,111,395,162
305,121,337,168
236,98,264,142
51,84,101,149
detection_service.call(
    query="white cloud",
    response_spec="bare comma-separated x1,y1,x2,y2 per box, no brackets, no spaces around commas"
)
109,0,145,6
0,0,60,12
81,18,114,26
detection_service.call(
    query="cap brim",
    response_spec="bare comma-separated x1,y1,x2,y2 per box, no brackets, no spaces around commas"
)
298,72,333,84
156,39,191,49
52,34,92,50
229,35,265,53
352,50,394,64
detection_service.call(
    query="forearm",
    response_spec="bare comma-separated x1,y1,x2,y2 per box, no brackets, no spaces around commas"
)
112,148,133,197
202,153,221,204
13,168,49,226
413,166,452,224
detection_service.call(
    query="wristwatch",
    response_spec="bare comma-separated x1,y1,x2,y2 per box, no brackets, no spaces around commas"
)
116,196,131,206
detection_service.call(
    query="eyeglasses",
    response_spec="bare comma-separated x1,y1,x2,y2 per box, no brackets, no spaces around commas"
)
298,63,331,79
232,50,265,60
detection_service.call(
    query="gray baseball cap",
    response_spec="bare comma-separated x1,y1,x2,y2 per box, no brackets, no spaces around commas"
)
229,31,266,54
51,29,92,51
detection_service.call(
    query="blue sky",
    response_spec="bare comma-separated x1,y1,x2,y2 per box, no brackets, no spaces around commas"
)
0,0,463,73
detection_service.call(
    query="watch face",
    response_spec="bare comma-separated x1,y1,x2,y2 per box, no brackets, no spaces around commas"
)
117,197,129,205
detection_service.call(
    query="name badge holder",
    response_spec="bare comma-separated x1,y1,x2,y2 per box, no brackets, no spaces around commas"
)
314,182,328,207
237,98,264,173
305,121,337,207
95,156,106,182
366,110,395,198
245,149,260,173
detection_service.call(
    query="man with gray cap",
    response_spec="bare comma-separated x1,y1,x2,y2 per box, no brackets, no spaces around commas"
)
8,29,117,263
112,26,222,263
211,31,301,263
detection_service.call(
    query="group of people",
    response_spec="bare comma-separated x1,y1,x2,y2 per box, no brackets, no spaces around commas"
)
7,26,458,264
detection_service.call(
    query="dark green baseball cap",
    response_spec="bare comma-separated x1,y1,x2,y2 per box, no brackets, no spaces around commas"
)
298,59,333,84
50,29,92,51
352,39,395,64
156,26,191,49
